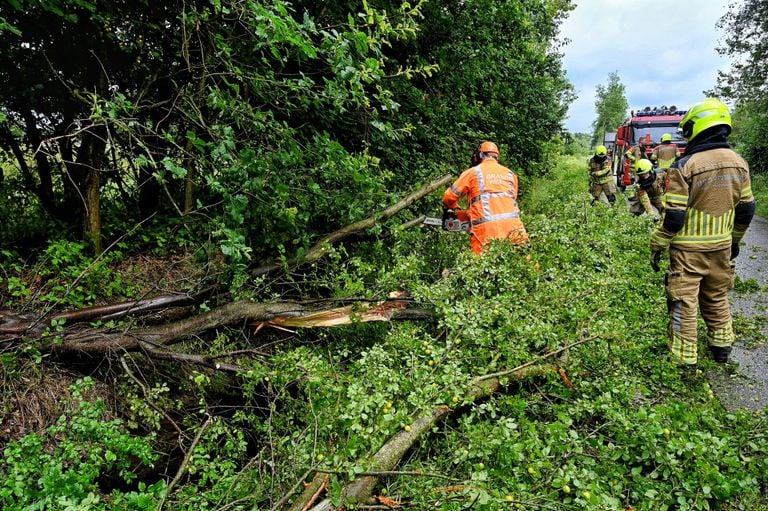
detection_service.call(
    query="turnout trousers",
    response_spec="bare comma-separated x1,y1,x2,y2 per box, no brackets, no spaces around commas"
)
590,181,615,201
665,247,735,364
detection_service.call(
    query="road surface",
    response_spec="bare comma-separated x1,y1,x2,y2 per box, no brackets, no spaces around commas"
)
709,215,768,412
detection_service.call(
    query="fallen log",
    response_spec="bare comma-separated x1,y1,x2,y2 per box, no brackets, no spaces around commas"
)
0,298,428,372
0,290,208,341
251,174,452,277
285,336,599,511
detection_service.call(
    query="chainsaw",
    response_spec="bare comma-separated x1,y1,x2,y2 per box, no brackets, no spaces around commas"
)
422,209,470,232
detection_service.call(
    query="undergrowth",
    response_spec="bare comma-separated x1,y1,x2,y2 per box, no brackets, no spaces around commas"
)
1,155,766,511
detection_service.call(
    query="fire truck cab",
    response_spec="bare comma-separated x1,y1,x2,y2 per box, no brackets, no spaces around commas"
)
612,106,687,189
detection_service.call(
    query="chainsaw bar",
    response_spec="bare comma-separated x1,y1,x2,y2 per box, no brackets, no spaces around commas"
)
423,217,470,232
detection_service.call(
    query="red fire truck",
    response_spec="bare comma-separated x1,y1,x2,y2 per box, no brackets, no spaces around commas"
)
612,106,687,189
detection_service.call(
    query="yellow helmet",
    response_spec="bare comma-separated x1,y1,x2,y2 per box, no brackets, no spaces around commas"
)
634,159,653,175
595,145,607,157
679,98,731,142
660,133,672,143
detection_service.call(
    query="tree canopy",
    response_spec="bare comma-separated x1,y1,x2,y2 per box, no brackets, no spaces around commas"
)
0,0,575,272
715,0,768,174
590,71,628,148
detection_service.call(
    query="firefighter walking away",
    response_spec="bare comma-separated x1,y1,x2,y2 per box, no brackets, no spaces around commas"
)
649,98,756,368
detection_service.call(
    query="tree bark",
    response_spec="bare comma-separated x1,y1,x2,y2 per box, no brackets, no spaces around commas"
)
251,174,453,277
285,337,597,511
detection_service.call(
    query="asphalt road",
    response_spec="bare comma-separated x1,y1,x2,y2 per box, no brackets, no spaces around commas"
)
708,215,768,412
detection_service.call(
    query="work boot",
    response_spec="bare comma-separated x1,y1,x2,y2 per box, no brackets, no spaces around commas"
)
709,346,732,364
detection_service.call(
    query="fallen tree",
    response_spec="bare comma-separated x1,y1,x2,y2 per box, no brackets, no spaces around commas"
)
1,297,432,372
283,338,592,511
1,174,451,371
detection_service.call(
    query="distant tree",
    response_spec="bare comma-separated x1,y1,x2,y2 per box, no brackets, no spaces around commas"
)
562,132,591,156
715,0,768,174
591,72,628,148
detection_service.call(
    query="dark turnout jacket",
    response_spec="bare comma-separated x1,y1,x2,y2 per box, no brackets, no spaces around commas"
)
651,128,755,253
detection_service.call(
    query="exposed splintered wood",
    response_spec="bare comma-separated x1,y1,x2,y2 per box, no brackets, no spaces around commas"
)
1,296,430,372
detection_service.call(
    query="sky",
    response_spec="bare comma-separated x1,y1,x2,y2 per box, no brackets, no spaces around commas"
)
559,0,734,133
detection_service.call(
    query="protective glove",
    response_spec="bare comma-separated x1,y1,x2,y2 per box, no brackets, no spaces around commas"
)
650,250,662,272
730,242,740,260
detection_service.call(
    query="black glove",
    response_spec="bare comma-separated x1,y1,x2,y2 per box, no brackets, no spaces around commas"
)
442,207,456,222
730,242,740,260
650,250,662,272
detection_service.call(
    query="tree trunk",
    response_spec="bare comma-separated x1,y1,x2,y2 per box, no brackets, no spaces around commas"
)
81,126,106,253
22,109,60,218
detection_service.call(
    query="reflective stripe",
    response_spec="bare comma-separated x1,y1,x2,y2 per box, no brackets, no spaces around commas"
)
472,212,520,226
741,186,753,199
651,231,672,248
671,208,735,245
657,157,675,168
474,166,492,219
450,185,462,196
663,192,688,207
708,323,735,347
671,235,732,244
470,191,515,205
468,165,519,227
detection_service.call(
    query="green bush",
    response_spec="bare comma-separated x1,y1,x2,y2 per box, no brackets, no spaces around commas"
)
0,377,164,511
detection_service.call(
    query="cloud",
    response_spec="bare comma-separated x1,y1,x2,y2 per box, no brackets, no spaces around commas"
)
560,0,732,132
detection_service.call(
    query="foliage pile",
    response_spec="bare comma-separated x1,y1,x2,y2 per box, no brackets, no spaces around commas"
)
2,156,766,510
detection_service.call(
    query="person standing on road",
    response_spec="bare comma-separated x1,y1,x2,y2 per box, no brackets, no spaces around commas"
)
443,141,529,255
651,132,681,170
587,145,616,205
631,159,664,218
649,98,756,367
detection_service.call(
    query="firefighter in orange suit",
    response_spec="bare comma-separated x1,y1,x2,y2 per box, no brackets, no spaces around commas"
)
650,98,755,367
443,141,529,254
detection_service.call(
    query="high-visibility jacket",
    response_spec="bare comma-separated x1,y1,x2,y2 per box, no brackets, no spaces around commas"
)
443,158,529,254
651,142,680,169
587,156,611,184
651,147,754,252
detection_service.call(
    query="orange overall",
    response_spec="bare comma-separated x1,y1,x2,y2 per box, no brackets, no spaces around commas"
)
443,158,529,254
